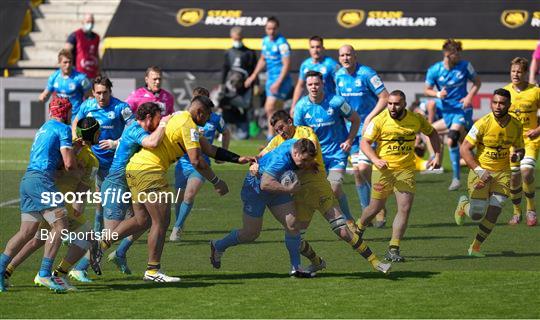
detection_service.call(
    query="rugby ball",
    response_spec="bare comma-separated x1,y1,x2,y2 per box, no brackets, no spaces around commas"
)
280,170,298,187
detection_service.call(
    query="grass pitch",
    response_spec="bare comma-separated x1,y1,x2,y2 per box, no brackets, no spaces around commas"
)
0,138,539,318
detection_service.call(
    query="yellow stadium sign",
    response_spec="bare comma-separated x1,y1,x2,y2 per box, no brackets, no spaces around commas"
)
337,9,365,28
500,10,529,28
177,8,204,27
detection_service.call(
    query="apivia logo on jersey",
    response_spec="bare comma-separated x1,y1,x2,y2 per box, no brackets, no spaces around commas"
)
177,8,267,27
337,9,437,28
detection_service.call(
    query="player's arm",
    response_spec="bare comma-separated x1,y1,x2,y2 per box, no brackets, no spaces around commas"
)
460,129,491,183
290,78,305,115
260,172,299,193
341,111,360,152
60,147,77,171
245,54,266,88
360,136,387,170
140,116,170,149
461,76,481,107
424,68,447,99
187,147,228,195
199,136,254,164
425,128,442,169
362,89,389,134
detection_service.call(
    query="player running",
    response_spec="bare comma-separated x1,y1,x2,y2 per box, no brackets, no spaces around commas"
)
504,57,539,226
454,89,525,256
72,76,133,237
170,87,231,241
357,90,441,262
257,110,391,274
335,44,389,226
39,49,91,119
290,36,340,115
244,16,293,140
293,71,361,224
0,96,75,292
125,66,175,115
424,39,481,191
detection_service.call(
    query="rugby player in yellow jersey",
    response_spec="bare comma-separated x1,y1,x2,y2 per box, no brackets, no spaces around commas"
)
96,95,252,282
256,110,391,274
3,117,101,291
455,89,525,257
504,57,540,226
357,90,442,262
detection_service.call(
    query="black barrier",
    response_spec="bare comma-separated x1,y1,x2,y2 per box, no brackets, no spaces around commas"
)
102,0,540,73
0,1,28,67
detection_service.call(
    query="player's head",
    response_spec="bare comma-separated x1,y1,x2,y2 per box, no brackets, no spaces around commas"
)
92,75,113,107
76,116,100,145
145,66,162,93
265,16,279,39
83,13,94,33
491,88,511,118
49,94,72,124
510,57,529,85
309,36,324,60
57,49,73,75
192,86,210,98
305,70,324,98
270,110,295,139
387,90,407,119
291,138,317,169
442,39,462,65
136,102,162,132
338,44,356,70
189,95,213,126
230,26,243,47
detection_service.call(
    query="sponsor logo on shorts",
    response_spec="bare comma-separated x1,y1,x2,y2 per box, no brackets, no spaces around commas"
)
500,10,528,28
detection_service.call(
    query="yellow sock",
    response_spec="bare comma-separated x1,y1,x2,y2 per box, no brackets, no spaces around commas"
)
473,218,496,249
5,264,15,279
523,181,536,212
389,238,400,250
510,185,523,215
100,239,112,250
367,255,380,269
300,240,321,265
146,261,160,274
349,233,378,265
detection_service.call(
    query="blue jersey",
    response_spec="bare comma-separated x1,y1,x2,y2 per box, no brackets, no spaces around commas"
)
262,34,292,80
299,56,340,95
179,112,226,167
293,94,352,163
106,121,149,181
76,96,133,174
27,119,72,179
46,69,91,117
335,64,385,130
257,139,298,179
425,60,477,110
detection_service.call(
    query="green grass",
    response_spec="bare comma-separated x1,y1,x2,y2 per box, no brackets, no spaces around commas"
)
1,138,539,318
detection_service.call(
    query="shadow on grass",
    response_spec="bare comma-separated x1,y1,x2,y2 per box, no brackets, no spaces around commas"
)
364,235,465,242
340,270,440,281
80,280,217,291
409,251,540,261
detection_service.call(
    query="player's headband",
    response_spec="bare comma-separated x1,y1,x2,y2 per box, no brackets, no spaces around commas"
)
76,117,100,145
49,94,72,122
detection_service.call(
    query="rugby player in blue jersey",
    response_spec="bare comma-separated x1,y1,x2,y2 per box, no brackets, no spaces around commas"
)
0,96,76,292
245,16,293,140
335,45,389,226
39,49,91,119
294,71,361,225
424,39,481,191
290,36,340,115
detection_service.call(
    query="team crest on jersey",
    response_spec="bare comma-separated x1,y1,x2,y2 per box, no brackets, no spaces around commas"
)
272,45,278,52
69,83,76,91
338,81,344,87
327,108,334,116
305,113,312,119
355,79,362,87
107,111,116,119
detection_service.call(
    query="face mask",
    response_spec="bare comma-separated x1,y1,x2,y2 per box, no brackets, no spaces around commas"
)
83,22,94,32
232,40,242,48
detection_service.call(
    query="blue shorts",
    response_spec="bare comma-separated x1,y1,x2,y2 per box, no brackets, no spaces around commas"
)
323,153,348,171
442,109,467,129
240,174,292,218
265,75,293,100
101,177,130,221
20,171,61,213
174,161,205,189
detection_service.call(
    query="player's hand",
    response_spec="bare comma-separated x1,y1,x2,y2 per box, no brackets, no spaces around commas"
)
244,76,255,88
213,179,229,196
99,139,118,150
238,156,257,165
270,82,280,95
286,179,301,194
160,114,172,124
460,95,472,108
340,139,353,153
438,88,448,99
474,166,492,182
249,162,259,176
526,128,540,139
289,105,296,118
373,159,388,170
426,155,441,169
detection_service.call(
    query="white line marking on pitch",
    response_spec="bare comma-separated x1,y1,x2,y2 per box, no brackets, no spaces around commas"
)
0,160,28,164
0,198,20,207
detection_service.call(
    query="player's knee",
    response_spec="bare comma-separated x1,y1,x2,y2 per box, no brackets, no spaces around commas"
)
489,194,507,209
329,216,349,238
520,156,536,170
240,229,260,242
447,130,460,147
469,199,488,222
